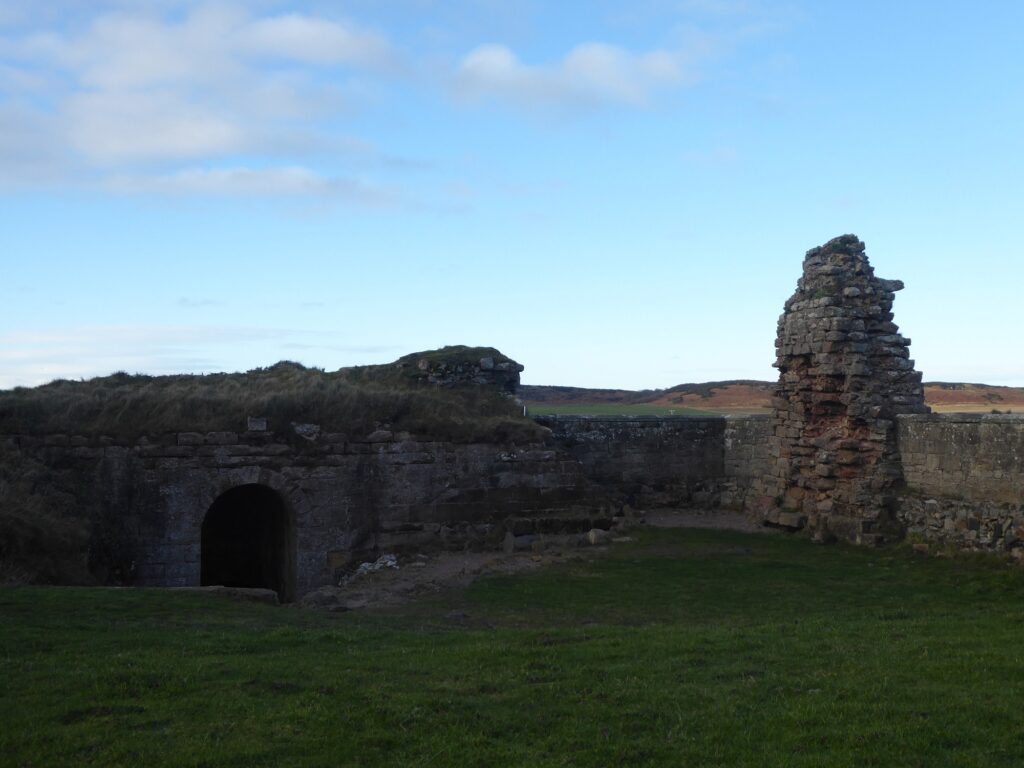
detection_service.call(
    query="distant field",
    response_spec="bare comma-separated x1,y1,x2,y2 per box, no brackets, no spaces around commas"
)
929,403,1019,414
524,381,1024,416
6,527,1024,766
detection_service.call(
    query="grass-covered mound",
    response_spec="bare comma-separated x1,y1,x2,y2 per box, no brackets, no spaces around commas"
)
0,443,90,585
0,346,541,443
4,527,1024,766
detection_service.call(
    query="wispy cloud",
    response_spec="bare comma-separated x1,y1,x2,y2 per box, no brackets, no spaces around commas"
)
0,2,403,195
453,41,699,110
176,297,223,308
0,325,401,388
107,165,399,204
240,13,397,69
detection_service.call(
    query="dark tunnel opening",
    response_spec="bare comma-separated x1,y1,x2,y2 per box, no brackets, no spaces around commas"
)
200,484,294,602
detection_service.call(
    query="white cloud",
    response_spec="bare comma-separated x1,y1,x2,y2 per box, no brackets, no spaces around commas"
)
0,325,406,388
241,13,396,68
105,165,398,204
51,6,240,90
0,61,45,90
455,41,694,110
66,90,245,162
0,103,67,186
0,2,401,191
0,325,269,388
21,5,395,91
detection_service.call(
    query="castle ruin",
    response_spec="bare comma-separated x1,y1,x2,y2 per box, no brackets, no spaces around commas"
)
3,235,1024,600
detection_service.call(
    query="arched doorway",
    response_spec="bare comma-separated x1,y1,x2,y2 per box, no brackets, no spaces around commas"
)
201,484,294,602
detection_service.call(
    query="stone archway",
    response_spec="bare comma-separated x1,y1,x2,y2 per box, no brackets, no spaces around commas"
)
200,484,295,602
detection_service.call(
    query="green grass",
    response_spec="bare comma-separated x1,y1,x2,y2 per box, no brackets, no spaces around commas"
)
4,528,1024,766
525,402,718,417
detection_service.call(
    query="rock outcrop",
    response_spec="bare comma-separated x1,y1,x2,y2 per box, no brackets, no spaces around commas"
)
758,235,929,543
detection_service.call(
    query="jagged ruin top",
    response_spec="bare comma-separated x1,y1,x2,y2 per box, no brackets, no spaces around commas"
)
784,234,904,315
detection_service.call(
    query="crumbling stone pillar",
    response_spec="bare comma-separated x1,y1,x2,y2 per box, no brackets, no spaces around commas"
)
758,235,929,544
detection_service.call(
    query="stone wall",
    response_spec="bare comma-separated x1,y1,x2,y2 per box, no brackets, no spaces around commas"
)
537,415,772,511
721,416,773,509
897,414,1024,553
5,428,592,598
11,404,1024,594
4,414,779,598
537,416,725,508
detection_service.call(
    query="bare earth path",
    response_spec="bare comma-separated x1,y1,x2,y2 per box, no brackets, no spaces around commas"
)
298,509,772,611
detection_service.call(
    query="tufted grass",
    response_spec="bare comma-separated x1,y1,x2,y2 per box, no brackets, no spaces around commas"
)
4,527,1024,767
0,347,539,443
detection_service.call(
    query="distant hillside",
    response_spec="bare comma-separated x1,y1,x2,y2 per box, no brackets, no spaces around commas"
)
522,381,1024,415
923,383,1024,413
520,381,773,415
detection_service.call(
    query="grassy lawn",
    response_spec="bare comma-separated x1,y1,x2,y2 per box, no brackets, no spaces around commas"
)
4,528,1024,766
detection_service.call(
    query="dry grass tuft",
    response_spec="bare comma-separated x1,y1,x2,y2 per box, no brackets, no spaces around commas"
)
0,348,542,443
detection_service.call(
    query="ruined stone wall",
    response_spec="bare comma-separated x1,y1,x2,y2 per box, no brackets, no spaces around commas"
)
896,414,1024,553
536,416,726,508
756,235,929,544
12,403,1024,592
721,416,773,509
538,415,772,511
4,414,782,596
5,428,591,597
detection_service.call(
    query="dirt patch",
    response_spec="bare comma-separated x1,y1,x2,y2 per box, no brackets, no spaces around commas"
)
299,547,597,612
299,510,771,612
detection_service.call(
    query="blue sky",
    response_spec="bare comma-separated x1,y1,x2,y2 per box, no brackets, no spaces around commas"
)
2,1,1022,390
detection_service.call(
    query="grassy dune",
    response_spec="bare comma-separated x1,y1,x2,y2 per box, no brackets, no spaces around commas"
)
0,348,540,443
4,527,1024,766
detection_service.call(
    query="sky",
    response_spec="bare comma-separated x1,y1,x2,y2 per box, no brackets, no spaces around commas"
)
2,0,1023,390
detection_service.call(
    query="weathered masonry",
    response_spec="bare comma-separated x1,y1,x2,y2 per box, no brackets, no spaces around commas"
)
896,414,1024,553
748,234,1024,551
5,234,1024,598
2,416,772,600
753,234,930,543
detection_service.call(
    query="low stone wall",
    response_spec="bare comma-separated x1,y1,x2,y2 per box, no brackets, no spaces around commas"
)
897,414,1024,552
21,409,1024,593
5,428,593,596
4,415,777,596
721,416,772,509
537,416,723,508
537,414,772,510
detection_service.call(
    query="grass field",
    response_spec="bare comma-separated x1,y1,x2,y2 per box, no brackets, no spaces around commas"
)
4,528,1024,766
